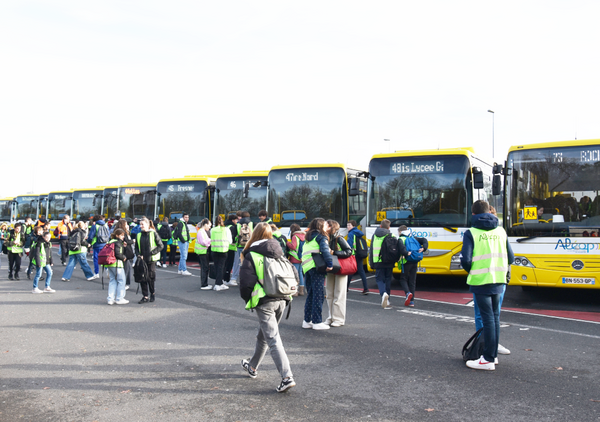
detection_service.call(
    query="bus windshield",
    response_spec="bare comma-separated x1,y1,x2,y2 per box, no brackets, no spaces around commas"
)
15,196,39,220
0,201,12,221
119,187,156,221
268,167,346,227
215,177,267,224
48,193,73,220
156,181,209,225
102,188,119,219
73,191,102,221
38,196,48,220
506,145,600,237
368,155,470,227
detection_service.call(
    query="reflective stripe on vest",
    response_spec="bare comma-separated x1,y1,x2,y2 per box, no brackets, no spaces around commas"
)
33,243,47,267
137,232,160,262
245,251,267,310
371,235,385,263
301,237,321,274
288,234,301,261
10,233,23,254
225,225,237,251
211,226,229,253
466,227,509,286
194,229,209,254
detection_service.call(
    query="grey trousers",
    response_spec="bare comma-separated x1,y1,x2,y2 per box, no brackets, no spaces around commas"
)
249,300,293,379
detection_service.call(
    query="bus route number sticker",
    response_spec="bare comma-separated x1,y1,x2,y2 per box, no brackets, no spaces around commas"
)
377,211,386,221
273,214,281,223
523,206,538,221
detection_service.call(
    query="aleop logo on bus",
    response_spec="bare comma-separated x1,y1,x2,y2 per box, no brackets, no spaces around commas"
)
555,238,600,253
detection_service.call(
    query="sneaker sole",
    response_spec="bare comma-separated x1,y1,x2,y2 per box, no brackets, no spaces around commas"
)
241,360,257,379
404,292,414,306
277,381,296,393
381,294,389,308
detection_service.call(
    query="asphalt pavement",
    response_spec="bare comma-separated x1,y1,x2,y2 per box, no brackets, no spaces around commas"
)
1,250,599,422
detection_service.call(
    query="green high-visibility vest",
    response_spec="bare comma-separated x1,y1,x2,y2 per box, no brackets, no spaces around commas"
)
137,232,160,262
9,232,23,254
211,226,229,253
245,251,267,310
225,225,237,251
466,227,509,286
371,235,386,264
236,221,254,247
194,229,209,255
288,233,302,261
32,242,47,267
301,236,321,274
179,221,190,242
103,239,124,268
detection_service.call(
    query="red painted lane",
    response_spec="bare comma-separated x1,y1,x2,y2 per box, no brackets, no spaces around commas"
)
503,307,600,323
349,287,473,305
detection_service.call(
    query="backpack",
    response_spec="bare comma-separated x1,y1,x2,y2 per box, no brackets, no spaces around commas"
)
295,235,304,259
379,234,401,264
95,224,110,244
262,255,299,298
404,236,424,262
158,224,171,240
353,234,368,259
98,242,117,266
462,328,485,361
68,231,83,252
238,223,251,247
133,257,149,283
274,234,288,256
130,224,141,236
53,227,59,237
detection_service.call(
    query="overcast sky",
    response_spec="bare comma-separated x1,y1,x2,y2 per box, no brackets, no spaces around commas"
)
1,1,599,197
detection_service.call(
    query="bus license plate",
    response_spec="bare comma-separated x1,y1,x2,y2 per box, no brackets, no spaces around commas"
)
417,267,426,273
562,277,595,285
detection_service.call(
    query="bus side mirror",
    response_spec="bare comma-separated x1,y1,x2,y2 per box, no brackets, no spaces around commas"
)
243,182,250,198
472,167,484,189
349,178,359,196
492,175,502,195
261,180,268,188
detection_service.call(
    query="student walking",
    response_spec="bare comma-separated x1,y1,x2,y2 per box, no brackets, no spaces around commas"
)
210,215,232,291
301,218,333,330
223,213,239,286
135,217,164,304
231,211,252,283
62,222,95,282
286,223,305,296
56,215,73,265
239,222,296,393
103,228,129,305
325,220,352,327
346,220,369,295
6,223,25,280
195,218,212,290
369,219,395,309
88,215,109,279
397,225,428,307
31,231,54,294
26,226,44,280
173,214,192,275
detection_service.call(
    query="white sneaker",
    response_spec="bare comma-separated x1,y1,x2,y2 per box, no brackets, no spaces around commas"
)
201,285,213,290
312,322,330,330
32,288,44,294
115,299,129,305
43,287,56,293
107,300,114,305
494,358,499,365
497,344,511,355
94,274,100,279
181,270,193,276
87,276,95,281
302,320,313,329
178,270,183,275
224,280,238,286
125,285,130,290
381,292,389,308
466,355,495,371
156,262,162,267
61,278,69,282
213,284,225,291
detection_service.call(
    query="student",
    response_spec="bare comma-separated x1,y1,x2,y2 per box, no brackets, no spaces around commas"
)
62,222,95,282
301,218,333,330
269,224,287,257
346,220,369,295
169,221,178,267
0,222,8,270
31,231,54,294
26,226,44,280
103,228,129,305
239,222,296,393
135,217,164,304
397,225,428,307
6,223,25,280
231,211,253,284
257,210,272,225
88,215,109,279
156,217,172,268
195,218,212,290
173,214,192,276
369,219,394,309
210,215,232,291
223,213,239,286
461,200,514,370
56,215,73,265
112,219,135,290
325,220,352,327
286,223,305,295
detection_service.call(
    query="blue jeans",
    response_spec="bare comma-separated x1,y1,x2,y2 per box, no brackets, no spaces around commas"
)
231,247,243,281
107,267,126,302
292,262,304,287
33,265,52,289
473,292,502,362
474,284,506,331
304,268,325,324
349,260,368,290
93,244,105,275
375,268,393,296
62,253,95,280
178,241,189,271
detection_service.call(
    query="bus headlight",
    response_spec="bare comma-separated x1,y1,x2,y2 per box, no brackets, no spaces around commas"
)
513,256,535,268
450,252,462,270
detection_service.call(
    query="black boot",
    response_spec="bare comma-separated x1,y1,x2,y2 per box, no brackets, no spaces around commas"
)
150,293,155,302
8,273,13,280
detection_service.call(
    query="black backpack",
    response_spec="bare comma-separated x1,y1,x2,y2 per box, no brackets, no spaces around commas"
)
462,328,485,361
354,234,368,259
68,231,83,252
379,234,401,264
158,224,171,240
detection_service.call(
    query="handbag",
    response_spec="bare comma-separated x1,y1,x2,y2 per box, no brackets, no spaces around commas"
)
312,253,341,274
462,328,485,361
337,255,357,276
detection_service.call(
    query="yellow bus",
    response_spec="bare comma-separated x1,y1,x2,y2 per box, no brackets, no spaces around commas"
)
214,171,268,224
504,139,600,289
366,148,497,276
37,194,48,221
155,176,217,253
0,197,14,225
13,194,40,223
118,183,157,221
267,163,367,236
100,186,120,220
47,190,74,237
72,187,104,222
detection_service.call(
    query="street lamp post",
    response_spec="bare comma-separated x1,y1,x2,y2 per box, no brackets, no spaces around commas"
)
487,110,495,159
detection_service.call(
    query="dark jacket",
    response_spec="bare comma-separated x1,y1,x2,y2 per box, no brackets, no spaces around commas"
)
173,220,191,243
123,233,135,260
239,238,289,306
32,238,53,267
111,238,127,262
70,228,91,251
5,229,25,251
397,235,429,258
305,230,333,267
135,230,164,262
347,227,365,249
369,227,394,269
87,220,108,247
224,218,239,244
157,223,172,241
460,213,514,274
329,234,353,258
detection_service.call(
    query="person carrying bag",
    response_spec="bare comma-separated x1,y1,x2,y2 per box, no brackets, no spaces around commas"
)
324,220,353,327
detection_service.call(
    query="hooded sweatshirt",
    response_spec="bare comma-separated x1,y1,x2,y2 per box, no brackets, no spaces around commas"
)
369,227,394,269
286,230,306,264
347,227,365,249
87,220,108,247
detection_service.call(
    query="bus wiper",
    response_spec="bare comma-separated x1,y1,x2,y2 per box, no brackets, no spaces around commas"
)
516,236,537,243
390,218,458,233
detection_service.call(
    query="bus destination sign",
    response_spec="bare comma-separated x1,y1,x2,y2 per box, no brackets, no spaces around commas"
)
390,160,444,174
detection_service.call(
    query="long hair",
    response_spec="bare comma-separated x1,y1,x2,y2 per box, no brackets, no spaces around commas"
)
327,219,340,235
114,219,130,234
111,228,125,239
289,223,301,233
215,215,224,227
242,222,273,256
307,218,327,236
